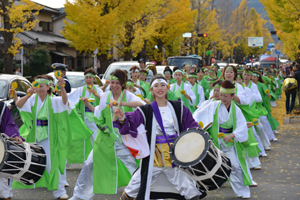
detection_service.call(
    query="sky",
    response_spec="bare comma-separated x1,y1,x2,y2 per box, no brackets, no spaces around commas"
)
32,0,74,8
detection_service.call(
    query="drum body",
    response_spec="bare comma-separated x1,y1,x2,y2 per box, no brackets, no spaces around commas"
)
0,133,46,185
170,128,231,192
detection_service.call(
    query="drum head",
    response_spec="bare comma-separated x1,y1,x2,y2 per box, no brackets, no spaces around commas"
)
170,128,210,168
0,134,8,170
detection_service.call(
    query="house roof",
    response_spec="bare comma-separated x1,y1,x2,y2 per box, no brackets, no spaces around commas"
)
32,1,61,15
0,32,36,47
22,30,69,44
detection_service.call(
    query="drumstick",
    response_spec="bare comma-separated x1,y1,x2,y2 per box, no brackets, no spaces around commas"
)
203,122,213,131
112,90,127,121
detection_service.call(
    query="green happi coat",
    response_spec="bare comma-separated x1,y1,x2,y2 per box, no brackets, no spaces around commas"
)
198,78,210,100
93,91,141,194
67,85,99,163
172,81,196,113
256,81,280,130
262,76,278,101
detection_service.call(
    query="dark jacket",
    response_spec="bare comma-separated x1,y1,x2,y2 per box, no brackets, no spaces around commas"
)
293,69,300,90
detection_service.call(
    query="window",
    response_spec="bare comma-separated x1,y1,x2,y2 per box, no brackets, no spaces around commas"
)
17,79,31,93
39,21,53,32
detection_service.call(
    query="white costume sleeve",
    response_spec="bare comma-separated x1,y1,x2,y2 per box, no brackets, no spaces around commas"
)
50,96,70,113
251,83,262,103
170,84,175,92
126,91,146,105
67,87,82,105
209,89,213,99
185,83,196,106
97,88,104,96
244,87,255,106
18,94,36,112
236,83,248,105
197,85,205,107
197,99,212,110
232,104,248,143
193,101,219,129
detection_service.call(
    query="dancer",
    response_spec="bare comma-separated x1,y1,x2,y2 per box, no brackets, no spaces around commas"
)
69,69,145,200
252,71,279,141
193,80,251,199
163,67,176,84
188,72,205,109
116,76,206,200
14,75,71,199
67,68,103,162
130,66,147,98
196,68,210,100
170,69,196,113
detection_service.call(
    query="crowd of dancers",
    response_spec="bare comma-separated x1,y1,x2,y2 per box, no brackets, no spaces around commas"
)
0,59,283,200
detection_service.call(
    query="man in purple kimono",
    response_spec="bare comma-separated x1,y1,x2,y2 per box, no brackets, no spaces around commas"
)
0,101,24,200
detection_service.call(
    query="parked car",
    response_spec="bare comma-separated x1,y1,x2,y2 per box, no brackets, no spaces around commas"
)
167,56,204,69
0,74,32,127
101,61,152,83
47,71,103,92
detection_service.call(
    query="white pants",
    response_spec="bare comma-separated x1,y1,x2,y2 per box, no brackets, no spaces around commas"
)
256,120,271,149
125,167,201,200
38,138,67,199
270,101,277,107
259,116,276,141
73,144,136,200
220,143,250,198
0,177,12,198
85,118,98,147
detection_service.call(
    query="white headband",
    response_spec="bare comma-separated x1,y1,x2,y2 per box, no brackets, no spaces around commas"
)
151,78,168,88
130,69,139,73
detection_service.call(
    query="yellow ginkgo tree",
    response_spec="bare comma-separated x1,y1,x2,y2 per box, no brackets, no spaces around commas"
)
0,0,42,74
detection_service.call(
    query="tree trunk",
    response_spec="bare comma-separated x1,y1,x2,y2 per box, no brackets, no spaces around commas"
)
4,53,14,74
98,54,110,74
123,51,132,61
1,0,14,74
157,39,164,65
141,40,147,59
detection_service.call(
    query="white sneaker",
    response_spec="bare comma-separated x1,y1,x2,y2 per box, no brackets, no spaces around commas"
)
254,165,261,170
250,181,258,187
65,182,69,187
273,130,279,134
69,196,83,200
260,153,268,157
265,147,271,151
58,194,69,200
272,138,278,142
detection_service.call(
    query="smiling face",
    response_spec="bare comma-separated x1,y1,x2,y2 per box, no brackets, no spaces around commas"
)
213,87,220,100
150,82,168,99
110,80,123,94
251,75,258,83
85,76,95,86
36,83,50,96
225,68,235,82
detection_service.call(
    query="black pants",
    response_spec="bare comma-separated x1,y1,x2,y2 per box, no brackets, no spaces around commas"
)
285,90,297,112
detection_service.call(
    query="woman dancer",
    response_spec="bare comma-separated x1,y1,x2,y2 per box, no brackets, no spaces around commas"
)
188,72,205,109
69,69,145,200
193,80,251,199
14,75,70,199
115,76,206,200
67,68,103,162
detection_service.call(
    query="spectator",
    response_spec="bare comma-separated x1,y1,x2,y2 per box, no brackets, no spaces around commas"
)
288,66,294,77
282,78,297,114
97,66,101,76
67,65,73,71
138,58,153,83
293,64,300,111
15,67,22,76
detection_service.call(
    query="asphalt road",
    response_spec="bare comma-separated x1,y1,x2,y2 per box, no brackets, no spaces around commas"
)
12,123,300,200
